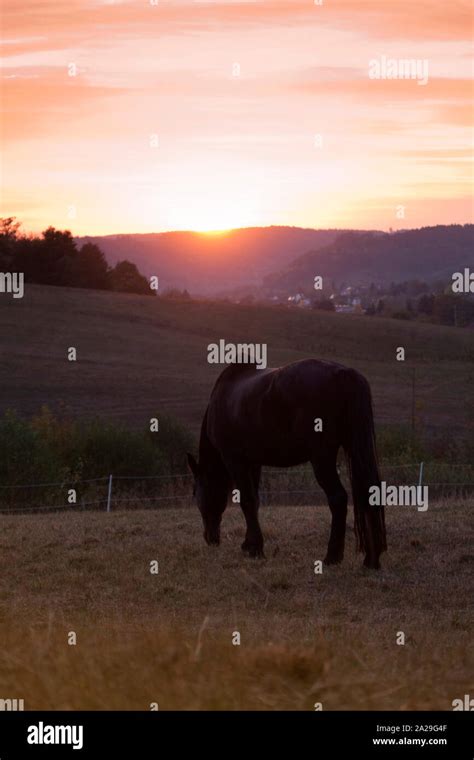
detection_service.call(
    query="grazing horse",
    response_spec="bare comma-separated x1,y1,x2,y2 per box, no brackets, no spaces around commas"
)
187,359,387,569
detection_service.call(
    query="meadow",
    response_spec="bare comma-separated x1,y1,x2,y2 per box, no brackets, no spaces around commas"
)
0,501,472,710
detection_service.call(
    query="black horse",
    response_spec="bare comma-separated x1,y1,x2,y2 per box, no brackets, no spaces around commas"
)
187,359,387,569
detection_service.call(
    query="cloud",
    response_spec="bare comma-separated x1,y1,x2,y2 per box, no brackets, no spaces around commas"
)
433,102,474,127
1,0,472,53
1,67,132,139
291,72,473,102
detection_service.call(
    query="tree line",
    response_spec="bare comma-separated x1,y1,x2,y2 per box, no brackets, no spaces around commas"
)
0,218,154,296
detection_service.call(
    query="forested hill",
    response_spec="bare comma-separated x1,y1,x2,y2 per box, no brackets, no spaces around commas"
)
78,227,354,293
264,225,474,292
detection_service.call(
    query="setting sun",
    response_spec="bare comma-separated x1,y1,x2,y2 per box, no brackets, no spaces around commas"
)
161,167,264,233
167,199,257,233
169,201,259,234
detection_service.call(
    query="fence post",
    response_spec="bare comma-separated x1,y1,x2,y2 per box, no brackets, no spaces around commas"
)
418,462,424,488
107,475,113,512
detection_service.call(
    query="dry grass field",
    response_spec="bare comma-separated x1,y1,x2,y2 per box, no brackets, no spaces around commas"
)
0,499,472,710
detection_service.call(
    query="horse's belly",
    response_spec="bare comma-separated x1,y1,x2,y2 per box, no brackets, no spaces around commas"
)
260,452,309,468
211,393,333,466
241,435,311,468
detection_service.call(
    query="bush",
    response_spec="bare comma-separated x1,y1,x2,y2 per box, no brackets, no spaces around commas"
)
376,424,425,464
391,310,411,320
0,410,64,487
0,408,195,509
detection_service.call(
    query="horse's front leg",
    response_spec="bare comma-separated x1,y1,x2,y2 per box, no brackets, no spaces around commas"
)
241,504,264,558
232,463,264,558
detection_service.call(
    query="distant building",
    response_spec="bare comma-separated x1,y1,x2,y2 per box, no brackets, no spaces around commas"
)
288,293,310,307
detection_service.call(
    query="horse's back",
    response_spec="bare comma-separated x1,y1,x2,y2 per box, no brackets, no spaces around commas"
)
271,357,353,395
206,359,363,466
213,358,360,403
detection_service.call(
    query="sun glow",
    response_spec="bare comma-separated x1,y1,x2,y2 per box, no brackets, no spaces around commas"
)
142,161,265,234
165,193,262,234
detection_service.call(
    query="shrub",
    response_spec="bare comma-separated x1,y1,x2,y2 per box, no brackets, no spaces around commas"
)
0,408,195,509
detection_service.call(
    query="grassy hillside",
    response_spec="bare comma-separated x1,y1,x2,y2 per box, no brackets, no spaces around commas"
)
0,502,471,709
0,284,473,444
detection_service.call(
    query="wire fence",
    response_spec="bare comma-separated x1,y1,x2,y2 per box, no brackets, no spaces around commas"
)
0,462,473,514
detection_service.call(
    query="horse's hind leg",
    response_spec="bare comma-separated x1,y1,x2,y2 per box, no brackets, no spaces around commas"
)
311,458,348,565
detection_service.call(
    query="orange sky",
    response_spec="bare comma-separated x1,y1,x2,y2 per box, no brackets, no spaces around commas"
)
1,0,473,234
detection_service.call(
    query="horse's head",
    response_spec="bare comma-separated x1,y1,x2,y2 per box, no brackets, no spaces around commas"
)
187,453,228,545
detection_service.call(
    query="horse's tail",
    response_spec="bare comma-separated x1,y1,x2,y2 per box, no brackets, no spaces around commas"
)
340,369,387,557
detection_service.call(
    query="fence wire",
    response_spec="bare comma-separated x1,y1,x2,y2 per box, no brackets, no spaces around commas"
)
0,462,473,514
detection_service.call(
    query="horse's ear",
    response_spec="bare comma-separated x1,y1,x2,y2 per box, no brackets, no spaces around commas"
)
186,453,199,477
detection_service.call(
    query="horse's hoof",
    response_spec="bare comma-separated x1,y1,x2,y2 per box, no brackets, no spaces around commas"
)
204,530,220,546
241,541,265,559
323,553,343,566
363,556,381,570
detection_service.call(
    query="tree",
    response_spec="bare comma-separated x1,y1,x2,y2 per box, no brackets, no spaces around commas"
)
417,294,434,315
0,217,153,296
0,217,21,268
38,227,77,285
433,294,474,327
108,260,153,296
62,243,109,289
161,288,192,300
15,235,43,282
312,298,335,312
